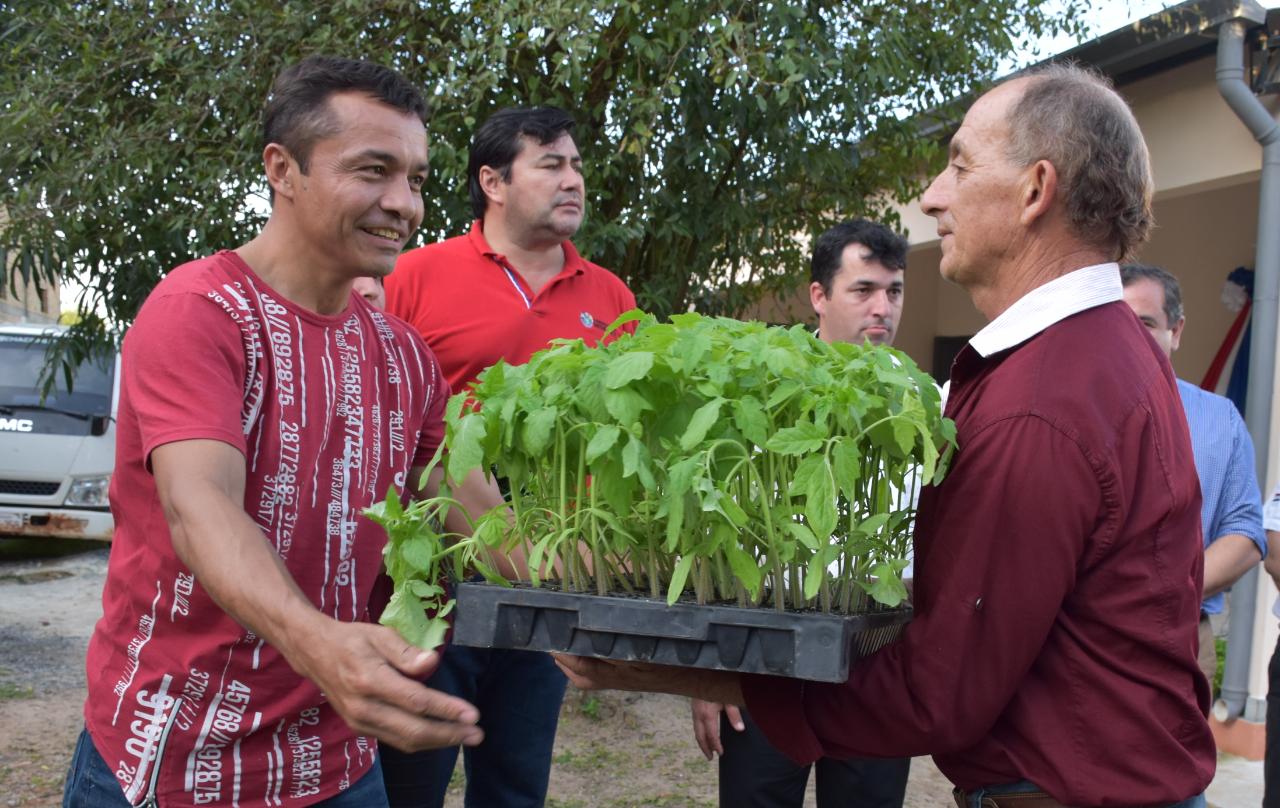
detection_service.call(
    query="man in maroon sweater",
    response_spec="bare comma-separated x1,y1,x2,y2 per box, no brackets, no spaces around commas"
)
556,64,1214,808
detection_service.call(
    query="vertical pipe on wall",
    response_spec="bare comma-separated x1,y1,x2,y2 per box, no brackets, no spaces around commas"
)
1214,18,1280,722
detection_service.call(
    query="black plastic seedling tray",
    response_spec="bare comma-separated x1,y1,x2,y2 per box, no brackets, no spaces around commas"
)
451,583,911,683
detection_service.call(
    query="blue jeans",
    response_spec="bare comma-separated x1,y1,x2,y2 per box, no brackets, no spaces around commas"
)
63,727,388,807
958,780,1207,808
379,644,567,807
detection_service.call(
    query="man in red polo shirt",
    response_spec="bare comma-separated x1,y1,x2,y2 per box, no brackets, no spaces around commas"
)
382,106,635,808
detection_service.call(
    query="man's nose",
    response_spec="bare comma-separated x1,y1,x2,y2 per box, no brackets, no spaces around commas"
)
920,173,945,217
868,289,892,317
561,167,584,191
382,176,420,220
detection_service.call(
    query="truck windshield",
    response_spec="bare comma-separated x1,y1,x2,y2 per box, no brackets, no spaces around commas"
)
0,333,114,418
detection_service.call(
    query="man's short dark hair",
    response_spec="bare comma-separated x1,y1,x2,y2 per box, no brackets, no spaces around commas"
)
1120,263,1184,325
810,220,908,296
262,56,429,174
468,107,576,220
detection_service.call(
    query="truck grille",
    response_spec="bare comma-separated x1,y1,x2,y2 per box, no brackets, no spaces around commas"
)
0,480,61,496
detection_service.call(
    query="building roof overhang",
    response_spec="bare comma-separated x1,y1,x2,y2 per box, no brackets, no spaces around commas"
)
1055,0,1268,86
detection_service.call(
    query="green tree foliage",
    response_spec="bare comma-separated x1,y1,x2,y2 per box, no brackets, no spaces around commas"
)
0,0,1084,373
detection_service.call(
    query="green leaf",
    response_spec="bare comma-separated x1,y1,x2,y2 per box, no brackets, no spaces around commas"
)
522,406,558,456
678,330,712,370
445,392,467,426
420,615,452,651
605,351,654,389
891,418,915,455
830,439,861,497
916,423,940,482
732,397,769,445
866,563,910,607
766,380,802,409
604,308,646,337
765,422,825,455
667,554,696,605
447,414,487,483
407,580,445,599
856,512,891,536
679,397,724,451
665,489,686,551
725,544,762,599
472,511,507,548
804,466,838,539
764,346,793,376
586,424,622,463
595,460,637,515
716,490,749,528
791,455,826,500
784,521,820,551
667,456,699,498
621,435,656,489
604,388,648,425
401,535,438,571
804,551,827,601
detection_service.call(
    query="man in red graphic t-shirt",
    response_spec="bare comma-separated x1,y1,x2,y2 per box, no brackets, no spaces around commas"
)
382,107,635,808
65,57,492,808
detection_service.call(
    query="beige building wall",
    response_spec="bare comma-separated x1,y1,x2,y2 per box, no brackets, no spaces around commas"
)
0,208,61,324
0,267,60,325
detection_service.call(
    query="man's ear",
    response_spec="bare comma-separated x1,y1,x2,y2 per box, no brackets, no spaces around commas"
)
1170,316,1186,353
809,281,829,318
263,143,298,202
478,165,506,210
1019,159,1058,227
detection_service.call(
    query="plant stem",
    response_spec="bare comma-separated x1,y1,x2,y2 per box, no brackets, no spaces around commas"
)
647,530,660,600
772,559,786,612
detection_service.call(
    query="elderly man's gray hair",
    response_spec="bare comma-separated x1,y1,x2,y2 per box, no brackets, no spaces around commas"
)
1002,63,1154,261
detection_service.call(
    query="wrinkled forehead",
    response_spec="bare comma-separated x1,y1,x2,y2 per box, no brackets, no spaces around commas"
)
325,92,429,159
952,79,1025,156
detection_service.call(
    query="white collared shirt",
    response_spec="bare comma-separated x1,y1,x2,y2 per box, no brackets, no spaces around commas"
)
969,262,1122,358
939,262,1121,410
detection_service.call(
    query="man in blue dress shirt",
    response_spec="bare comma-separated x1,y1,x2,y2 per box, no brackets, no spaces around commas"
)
1121,262,1266,684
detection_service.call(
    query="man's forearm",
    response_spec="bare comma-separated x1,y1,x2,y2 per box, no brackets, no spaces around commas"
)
1203,533,1263,598
416,464,529,578
1263,530,1280,590
164,481,331,673
555,655,745,706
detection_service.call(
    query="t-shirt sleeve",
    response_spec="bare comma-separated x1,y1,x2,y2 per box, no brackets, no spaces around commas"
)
122,291,249,467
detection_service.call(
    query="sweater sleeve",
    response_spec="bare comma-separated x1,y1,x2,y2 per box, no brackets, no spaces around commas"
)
744,414,1099,761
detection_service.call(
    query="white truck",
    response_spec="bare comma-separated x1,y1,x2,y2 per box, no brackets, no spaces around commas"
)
0,324,118,541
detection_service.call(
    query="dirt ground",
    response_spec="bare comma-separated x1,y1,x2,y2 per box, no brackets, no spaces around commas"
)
0,540,962,807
